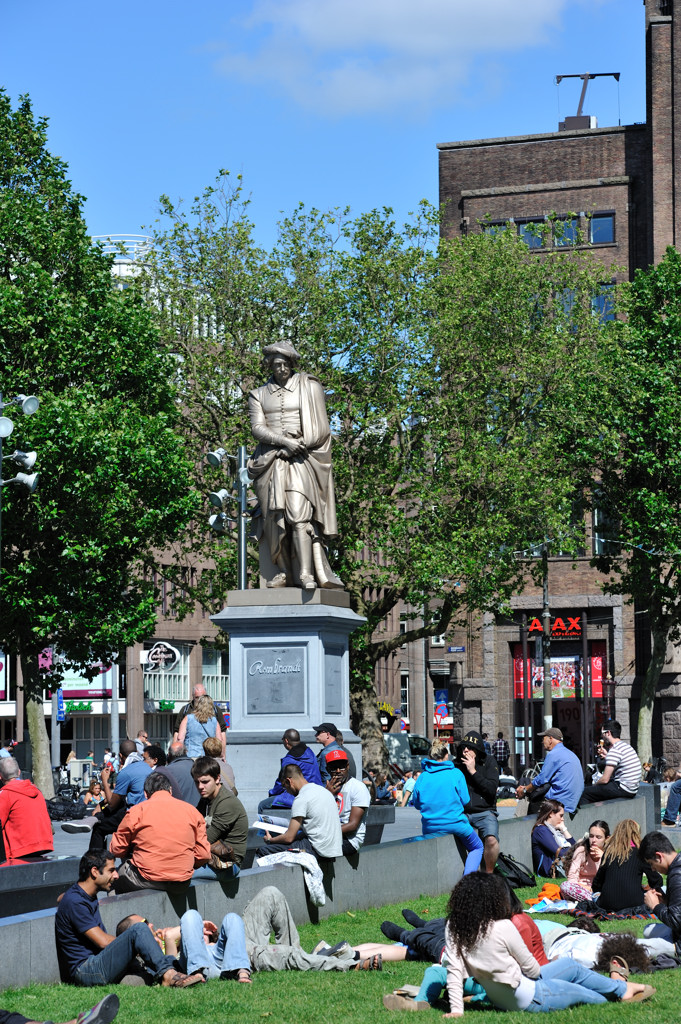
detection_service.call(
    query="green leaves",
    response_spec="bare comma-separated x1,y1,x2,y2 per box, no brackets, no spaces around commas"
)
0,91,195,689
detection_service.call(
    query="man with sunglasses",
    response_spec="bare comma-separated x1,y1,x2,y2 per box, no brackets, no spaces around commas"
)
323,749,370,857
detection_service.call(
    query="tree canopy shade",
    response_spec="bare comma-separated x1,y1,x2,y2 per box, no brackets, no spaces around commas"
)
589,246,681,762
146,175,610,766
0,92,197,794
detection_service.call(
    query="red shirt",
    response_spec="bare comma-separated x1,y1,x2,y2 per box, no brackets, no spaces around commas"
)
512,912,549,966
110,790,210,882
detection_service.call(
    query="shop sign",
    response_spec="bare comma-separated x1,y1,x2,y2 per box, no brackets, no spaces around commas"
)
144,642,181,673
527,615,582,637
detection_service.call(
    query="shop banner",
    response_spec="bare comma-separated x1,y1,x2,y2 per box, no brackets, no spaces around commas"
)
40,648,114,698
0,652,6,701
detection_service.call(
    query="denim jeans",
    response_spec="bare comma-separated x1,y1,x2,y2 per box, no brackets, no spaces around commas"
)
663,779,681,823
179,909,250,978
526,959,626,1012
73,922,175,986
192,863,240,880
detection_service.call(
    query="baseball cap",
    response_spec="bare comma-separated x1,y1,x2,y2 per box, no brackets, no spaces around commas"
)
313,723,338,737
324,749,348,765
537,727,563,741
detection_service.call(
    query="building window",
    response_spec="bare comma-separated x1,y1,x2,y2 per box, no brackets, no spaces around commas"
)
431,634,446,648
142,642,191,702
592,284,615,322
553,218,578,247
400,671,410,720
517,220,544,249
202,646,230,702
590,213,615,244
593,503,620,556
482,222,509,237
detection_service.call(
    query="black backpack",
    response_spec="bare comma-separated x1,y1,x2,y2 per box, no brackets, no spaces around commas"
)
47,797,88,821
495,851,536,889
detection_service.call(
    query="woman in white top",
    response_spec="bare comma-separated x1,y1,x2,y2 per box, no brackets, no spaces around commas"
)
442,873,654,1016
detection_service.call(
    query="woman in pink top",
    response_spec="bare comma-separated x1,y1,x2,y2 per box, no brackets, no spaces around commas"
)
442,873,653,1016
560,819,610,902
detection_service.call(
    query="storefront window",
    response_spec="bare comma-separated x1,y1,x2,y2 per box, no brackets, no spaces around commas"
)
202,646,230,702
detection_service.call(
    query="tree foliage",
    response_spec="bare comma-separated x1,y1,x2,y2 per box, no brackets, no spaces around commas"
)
147,174,609,766
589,246,681,761
0,92,197,793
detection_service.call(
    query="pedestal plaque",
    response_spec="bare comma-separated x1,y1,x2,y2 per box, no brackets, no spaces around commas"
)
211,589,365,804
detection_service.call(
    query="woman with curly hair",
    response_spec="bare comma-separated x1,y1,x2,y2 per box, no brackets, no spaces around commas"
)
178,694,221,758
411,740,483,874
559,820,610,901
530,800,575,876
589,819,664,912
441,873,654,1016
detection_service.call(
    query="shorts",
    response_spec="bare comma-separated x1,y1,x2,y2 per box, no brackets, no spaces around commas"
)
467,809,499,840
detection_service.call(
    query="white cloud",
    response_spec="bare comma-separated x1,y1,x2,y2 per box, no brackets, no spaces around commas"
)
213,0,570,116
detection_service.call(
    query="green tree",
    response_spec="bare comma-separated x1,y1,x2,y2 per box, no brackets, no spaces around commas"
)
0,92,197,794
590,247,681,762
146,177,609,768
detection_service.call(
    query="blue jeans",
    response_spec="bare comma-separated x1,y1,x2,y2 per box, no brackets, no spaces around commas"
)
192,863,240,880
73,922,176,986
663,779,681,823
179,910,250,978
526,959,626,1012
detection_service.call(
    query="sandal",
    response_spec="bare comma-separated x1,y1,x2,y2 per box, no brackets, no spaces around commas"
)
354,953,382,971
610,956,630,980
219,968,252,983
163,970,205,988
629,985,656,1002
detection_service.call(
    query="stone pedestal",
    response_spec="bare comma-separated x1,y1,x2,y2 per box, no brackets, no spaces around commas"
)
211,589,365,806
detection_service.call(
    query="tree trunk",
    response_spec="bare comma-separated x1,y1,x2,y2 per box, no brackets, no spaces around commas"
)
20,654,55,798
636,624,668,765
350,684,389,773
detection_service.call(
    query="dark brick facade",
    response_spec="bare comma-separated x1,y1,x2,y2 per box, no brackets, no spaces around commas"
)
378,0,681,766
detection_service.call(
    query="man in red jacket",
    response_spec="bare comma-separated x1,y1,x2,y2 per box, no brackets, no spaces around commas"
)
0,757,53,859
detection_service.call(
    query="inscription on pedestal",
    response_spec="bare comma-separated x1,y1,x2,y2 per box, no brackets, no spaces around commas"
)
246,646,306,715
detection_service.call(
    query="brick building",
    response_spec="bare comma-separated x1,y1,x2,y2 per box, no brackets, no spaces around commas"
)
378,0,681,769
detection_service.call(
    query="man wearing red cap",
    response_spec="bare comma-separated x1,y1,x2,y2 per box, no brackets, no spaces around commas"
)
324,750,370,856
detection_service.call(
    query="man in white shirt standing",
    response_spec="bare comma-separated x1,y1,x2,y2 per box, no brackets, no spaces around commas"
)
323,749,370,857
256,764,342,862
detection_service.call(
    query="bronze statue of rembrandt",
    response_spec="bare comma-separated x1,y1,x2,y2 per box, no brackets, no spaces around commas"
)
247,342,343,591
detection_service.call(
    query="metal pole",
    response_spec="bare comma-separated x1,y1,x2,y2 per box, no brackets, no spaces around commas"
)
237,445,248,590
575,624,586,774
50,689,61,769
541,542,552,730
110,664,120,754
582,612,591,761
521,613,531,772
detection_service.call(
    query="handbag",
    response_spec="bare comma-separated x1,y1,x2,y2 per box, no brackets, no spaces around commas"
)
495,851,536,889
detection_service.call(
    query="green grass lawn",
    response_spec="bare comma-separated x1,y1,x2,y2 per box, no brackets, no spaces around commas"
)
1,888,672,1024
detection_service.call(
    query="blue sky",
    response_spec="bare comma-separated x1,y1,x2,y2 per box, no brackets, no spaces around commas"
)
2,0,644,250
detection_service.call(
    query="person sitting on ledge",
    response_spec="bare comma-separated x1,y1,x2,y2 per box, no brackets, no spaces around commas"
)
54,851,203,987
0,756,53,860
110,772,211,893
256,764,342,862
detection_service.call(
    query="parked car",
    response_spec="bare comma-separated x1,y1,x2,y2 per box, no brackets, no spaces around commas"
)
384,732,431,774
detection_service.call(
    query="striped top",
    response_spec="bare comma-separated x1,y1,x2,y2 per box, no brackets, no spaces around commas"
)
605,739,641,793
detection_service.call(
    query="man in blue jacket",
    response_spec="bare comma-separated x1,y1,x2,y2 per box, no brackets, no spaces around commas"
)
258,729,323,813
515,727,584,814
